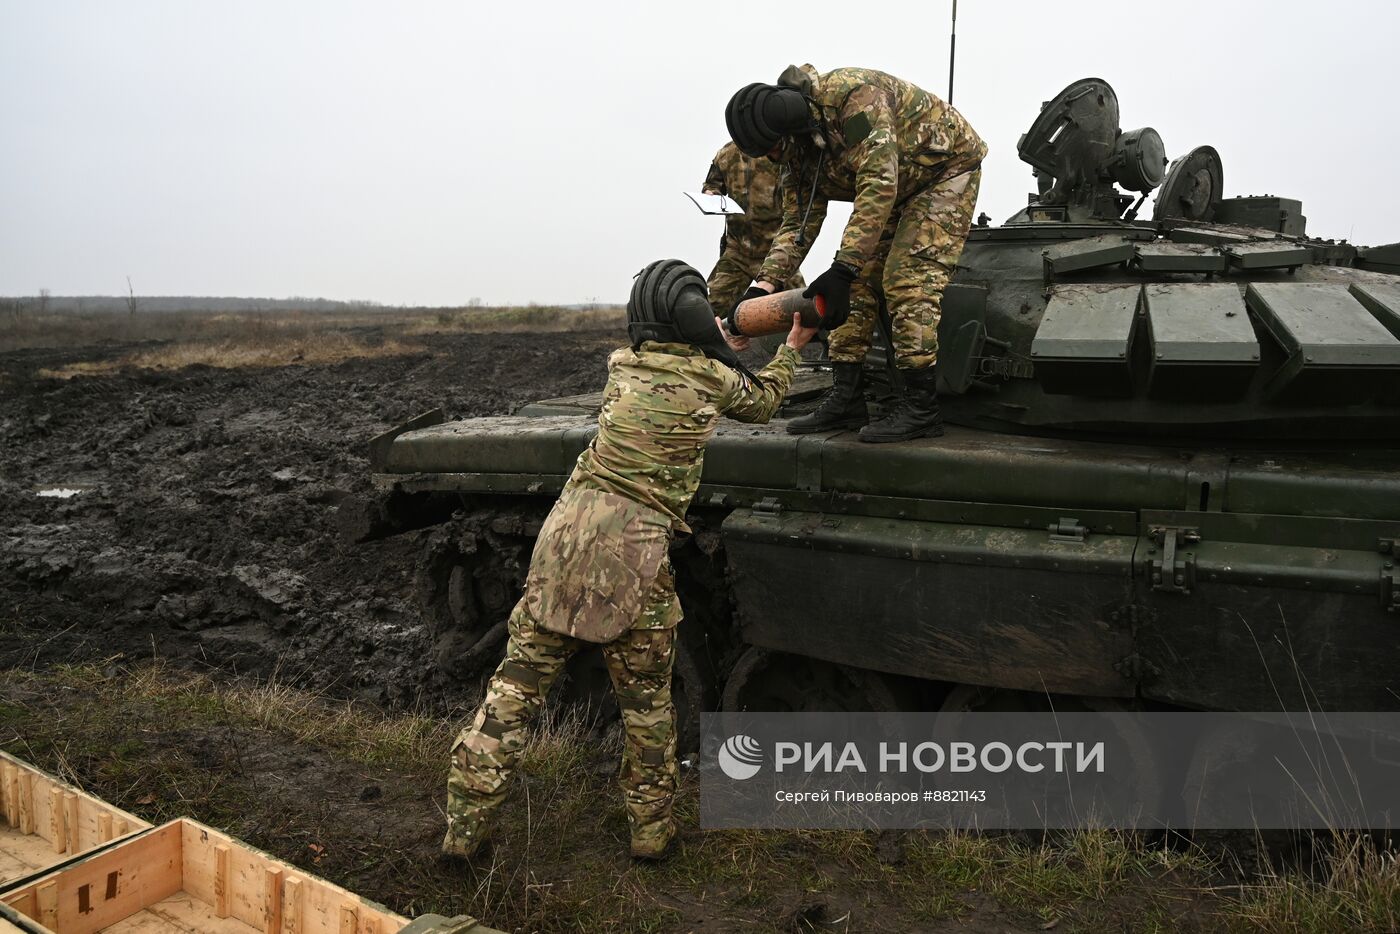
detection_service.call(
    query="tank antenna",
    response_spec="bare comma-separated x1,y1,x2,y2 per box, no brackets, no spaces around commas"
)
948,0,957,105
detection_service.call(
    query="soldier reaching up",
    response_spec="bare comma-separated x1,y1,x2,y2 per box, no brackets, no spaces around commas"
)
442,259,817,861
701,141,805,319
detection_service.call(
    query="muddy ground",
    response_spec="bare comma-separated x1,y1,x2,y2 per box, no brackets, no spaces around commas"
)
0,320,1384,932
0,327,614,702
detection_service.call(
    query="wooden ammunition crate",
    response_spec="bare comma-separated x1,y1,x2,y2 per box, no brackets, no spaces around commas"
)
1,817,414,933
1,753,149,887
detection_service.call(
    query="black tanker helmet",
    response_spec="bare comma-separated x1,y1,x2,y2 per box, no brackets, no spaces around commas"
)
627,259,763,386
725,82,811,158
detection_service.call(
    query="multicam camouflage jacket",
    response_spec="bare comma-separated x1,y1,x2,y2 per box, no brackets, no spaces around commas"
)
524,341,798,642
757,64,988,286
703,142,787,250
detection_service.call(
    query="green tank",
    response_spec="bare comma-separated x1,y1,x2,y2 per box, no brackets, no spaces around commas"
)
359,78,1400,739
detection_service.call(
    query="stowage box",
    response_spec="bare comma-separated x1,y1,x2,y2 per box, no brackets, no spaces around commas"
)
1143,283,1259,400
1246,283,1400,402
1031,284,1141,397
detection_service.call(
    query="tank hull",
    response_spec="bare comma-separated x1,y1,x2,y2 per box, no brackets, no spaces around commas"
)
372,413,1400,711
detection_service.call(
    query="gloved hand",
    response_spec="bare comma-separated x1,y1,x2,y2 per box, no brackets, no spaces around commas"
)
727,285,770,334
803,262,858,330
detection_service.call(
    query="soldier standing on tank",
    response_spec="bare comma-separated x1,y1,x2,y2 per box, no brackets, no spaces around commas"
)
442,260,817,862
724,64,987,442
701,141,805,318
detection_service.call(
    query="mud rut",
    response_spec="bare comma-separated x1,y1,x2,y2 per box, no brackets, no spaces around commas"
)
0,329,618,701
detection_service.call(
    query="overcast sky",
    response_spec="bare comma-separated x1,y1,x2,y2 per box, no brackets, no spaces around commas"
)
3,1,1397,306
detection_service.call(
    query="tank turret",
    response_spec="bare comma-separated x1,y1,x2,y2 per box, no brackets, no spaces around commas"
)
933,77,1400,439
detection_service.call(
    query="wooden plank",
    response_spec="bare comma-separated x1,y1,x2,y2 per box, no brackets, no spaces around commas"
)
262,867,283,934
18,772,34,836
1,890,37,922
47,789,63,854
100,812,114,844
284,876,304,934
0,894,38,932
215,844,232,918
142,892,260,932
64,793,80,854
339,903,358,934
1,762,16,827
36,882,57,930
1,830,68,884
1,843,38,885
229,838,270,930
103,908,190,932
177,820,218,905
181,821,258,929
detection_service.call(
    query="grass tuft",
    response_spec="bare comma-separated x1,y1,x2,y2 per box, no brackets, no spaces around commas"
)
1228,833,1400,933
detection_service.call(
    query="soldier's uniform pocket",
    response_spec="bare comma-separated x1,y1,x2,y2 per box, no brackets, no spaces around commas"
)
620,626,676,679
903,171,978,262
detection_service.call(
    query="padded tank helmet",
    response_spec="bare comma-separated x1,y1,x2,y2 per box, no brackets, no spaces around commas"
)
725,83,811,158
627,258,763,385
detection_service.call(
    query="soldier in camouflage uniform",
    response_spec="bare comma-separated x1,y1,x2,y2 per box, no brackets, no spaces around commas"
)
701,142,804,318
443,259,817,862
724,65,987,443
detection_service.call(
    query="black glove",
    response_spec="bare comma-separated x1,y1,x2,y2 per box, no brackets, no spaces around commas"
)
803,262,858,330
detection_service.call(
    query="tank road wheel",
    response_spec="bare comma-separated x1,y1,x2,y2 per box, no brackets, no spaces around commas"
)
415,515,531,683
937,686,1168,825
721,647,911,713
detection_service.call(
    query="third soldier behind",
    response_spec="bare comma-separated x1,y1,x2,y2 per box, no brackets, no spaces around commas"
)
701,142,804,320
724,64,987,443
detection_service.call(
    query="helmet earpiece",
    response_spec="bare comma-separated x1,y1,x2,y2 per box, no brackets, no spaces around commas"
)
626,258,764,387
726,83,811,157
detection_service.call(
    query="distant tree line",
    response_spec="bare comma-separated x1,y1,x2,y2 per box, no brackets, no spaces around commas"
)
1,295,391,314
1,295,621,316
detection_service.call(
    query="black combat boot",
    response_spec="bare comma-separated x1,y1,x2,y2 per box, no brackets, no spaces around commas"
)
785,362,868,434
858,367,943,443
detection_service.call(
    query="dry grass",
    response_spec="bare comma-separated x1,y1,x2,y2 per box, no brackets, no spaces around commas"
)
6,661,1400,932
37,332,426,377
7,658,593,782
8,303,623,376
2,304,624,357
1228,834,1400,933
401,305,624,336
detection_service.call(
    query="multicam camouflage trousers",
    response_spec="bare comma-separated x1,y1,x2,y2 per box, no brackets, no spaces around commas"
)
707,224,805,318
828,168,982,369
444,568,679,855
